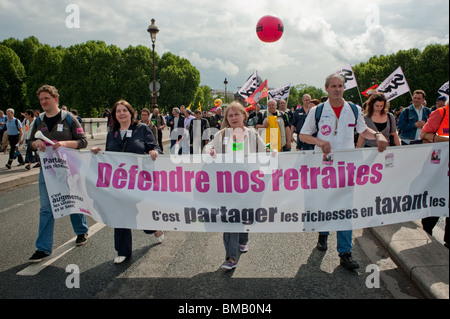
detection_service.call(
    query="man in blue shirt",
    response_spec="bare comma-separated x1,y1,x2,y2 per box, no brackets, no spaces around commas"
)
5,108,24,168
397,90,432,144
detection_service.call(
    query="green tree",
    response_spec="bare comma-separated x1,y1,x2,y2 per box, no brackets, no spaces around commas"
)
158,52,200,112
0,45,27,111
1,36,42,73
352,44,448,110
117,45,155,111
58,42,95,116
26,44,64,109
415,44,449,105
295,84,327,102
86,42,122,116
58,41,122,117
201,85,212,109
193,86,204,111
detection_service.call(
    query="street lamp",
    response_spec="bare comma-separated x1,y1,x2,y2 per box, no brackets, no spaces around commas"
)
147,18,159,109
224,78,228,103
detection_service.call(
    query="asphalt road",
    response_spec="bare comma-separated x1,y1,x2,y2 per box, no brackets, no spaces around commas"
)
0,181,426,303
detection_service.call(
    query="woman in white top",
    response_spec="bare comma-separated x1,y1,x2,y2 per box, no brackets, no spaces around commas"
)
210,101,268,270
21,110,38,170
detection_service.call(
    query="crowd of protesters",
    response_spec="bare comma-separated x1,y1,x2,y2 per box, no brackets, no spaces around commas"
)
1,74,448,270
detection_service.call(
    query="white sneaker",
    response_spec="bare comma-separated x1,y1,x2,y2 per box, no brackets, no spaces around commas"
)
155,230,164,243
114,256,127,264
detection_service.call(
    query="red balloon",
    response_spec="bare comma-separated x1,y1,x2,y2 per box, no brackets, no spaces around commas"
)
256,15,284,43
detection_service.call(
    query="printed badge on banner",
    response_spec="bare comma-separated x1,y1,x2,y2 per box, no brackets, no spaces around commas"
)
385,153,394,168
322,153,334,165
431,149,441,164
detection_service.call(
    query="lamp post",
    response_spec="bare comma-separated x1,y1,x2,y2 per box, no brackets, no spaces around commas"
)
147,18,159,109
224,78,228,103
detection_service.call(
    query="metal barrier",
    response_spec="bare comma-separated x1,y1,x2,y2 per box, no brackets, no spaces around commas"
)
81,118,108,139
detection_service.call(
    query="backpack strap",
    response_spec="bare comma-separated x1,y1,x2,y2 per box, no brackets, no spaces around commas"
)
314,103,325,132
34,110,73,128
315,101,358,133
347,102,359,126
388,112,395,132
61,110,73,128
437,106,447,129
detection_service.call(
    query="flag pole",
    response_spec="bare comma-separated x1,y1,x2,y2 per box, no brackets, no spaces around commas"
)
350,64,364,106
286,84,291,107
401,66,414,102
355,85,364,106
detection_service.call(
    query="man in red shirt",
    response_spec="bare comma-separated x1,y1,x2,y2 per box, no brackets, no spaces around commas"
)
420,97,449,248
420,98,449,143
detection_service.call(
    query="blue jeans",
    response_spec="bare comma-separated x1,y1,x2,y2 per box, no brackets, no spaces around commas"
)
319,230,352,256
36,170,89,254
223,233,249,260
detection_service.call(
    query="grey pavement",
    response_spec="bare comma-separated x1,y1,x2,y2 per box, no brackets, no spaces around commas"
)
0,130,448,299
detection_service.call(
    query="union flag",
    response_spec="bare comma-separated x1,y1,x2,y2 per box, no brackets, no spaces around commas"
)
362,84,379,97
245,80,268,105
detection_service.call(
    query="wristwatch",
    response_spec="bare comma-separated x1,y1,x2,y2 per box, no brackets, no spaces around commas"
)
374,131,381,139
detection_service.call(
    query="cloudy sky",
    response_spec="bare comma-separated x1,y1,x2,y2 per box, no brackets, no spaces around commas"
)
1,0,448,93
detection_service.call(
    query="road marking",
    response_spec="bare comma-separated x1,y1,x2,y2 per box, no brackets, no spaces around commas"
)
17,222,106,276
0,198,36,215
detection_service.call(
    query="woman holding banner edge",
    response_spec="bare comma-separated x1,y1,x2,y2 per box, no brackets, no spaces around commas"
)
356,92,401,148
91,100,164,264
209,101,272,270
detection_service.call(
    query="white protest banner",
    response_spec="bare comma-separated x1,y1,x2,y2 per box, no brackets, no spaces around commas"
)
268,83,291,101
335,64,358,91
238,71,259,99
376,66,411,101
40,143,448,233
438,81,449,97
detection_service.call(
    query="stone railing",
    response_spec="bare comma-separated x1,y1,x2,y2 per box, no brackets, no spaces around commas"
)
81,118,108,139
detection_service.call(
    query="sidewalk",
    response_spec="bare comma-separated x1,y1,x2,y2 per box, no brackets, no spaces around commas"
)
0,133,448,299
0,129,171,192
0,136,107,192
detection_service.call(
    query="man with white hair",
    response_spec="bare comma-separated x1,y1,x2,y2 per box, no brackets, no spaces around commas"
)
256,99,291,151
291,94,313,150
300,73,388,270
209,107,223,130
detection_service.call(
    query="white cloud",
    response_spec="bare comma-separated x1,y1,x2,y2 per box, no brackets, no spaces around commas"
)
0,0,448,91
180,51,240,76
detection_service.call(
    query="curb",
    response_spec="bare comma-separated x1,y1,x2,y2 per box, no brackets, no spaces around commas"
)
0,169,40,192
371,222,449,299
0,137,171,192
